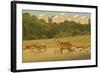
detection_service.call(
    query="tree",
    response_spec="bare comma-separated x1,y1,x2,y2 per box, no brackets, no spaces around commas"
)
23,12,91,40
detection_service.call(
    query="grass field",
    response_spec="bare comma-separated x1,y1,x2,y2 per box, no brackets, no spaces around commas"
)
22,35,91,63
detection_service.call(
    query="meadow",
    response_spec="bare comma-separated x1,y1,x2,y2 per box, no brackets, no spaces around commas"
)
22,35,91,63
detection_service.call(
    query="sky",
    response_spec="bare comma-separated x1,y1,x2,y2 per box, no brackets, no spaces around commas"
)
22,10,91,18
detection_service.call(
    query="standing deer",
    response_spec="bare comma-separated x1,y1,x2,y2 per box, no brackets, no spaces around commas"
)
55,39,73,54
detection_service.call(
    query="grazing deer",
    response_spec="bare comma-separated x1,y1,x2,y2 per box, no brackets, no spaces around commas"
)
24,45,32,50
76,46,87,51
37,43,47,52
55,39,73,54
24,43,46,53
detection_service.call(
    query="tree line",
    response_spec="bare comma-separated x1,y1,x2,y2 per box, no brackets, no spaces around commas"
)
23,13,91,40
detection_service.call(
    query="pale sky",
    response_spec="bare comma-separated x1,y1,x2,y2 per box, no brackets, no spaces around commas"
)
22,10,91,19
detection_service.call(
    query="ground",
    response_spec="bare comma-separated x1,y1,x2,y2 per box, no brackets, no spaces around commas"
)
22,35,91,63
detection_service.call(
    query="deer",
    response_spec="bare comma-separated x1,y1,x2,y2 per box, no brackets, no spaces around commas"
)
55,39,73,54
75,45,90,52
24,43,47,53
37,43,47,53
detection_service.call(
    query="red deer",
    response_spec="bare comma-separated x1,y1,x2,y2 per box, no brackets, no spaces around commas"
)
24,43,46,53
56,39,73,54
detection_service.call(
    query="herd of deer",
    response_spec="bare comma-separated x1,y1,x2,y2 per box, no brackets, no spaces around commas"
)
23,39,90,54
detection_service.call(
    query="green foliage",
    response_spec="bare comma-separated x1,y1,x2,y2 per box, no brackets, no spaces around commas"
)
23,13,91,40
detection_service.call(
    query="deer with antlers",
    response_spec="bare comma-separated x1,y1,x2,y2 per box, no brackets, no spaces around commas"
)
55,39,73,54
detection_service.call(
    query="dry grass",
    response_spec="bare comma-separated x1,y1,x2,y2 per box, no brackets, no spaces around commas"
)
22,35,91,63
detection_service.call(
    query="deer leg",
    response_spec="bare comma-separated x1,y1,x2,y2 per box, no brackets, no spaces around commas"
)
61,49,63,54
44,48,46,53
68,49,71,54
